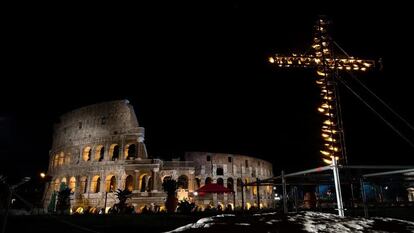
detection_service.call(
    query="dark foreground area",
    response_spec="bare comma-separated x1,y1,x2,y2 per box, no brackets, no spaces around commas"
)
2,210,414,233
2,213,201,233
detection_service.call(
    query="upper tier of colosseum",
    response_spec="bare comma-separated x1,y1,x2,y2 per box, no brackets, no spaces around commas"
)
52,100,143,149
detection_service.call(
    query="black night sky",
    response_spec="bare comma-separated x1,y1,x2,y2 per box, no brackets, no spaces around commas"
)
1,2,414,182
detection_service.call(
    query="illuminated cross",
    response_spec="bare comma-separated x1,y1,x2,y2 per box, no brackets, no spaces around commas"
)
268,16,376,165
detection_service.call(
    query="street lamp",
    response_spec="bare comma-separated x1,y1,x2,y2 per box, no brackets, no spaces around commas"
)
39,172,53,214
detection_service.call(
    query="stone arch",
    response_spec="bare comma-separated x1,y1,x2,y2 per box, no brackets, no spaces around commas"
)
245,178,250,190
69,176,76,192
54,178,60,191
65,153,71,165
162,175,172,186
61,177,67,185
139,174,149,192
89,207,98,214
95,145,105,161
106,175,117,192
58,152,65,166
56,177,67,191
83,146,92,161
80,176,88,193
195,178,201,189
217,178,224,186
237,178,243,192
245,202,251,210
147,177,153,192
226,203,234,211
227,177,234,191
109,144,120,161
177,175,189,189
53,154,59,167
125,143,137,160
125,175,133,192
217,202,225,211
75,207,84,214
266,185,272,195
205,177,212,185
91,175,101,193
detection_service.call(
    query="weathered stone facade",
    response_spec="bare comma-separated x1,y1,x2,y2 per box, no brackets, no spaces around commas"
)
44,100,274,213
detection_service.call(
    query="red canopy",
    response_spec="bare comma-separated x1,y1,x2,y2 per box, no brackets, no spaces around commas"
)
195,183,234,196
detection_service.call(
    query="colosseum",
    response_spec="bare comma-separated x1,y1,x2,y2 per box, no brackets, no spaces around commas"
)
44,100,274,213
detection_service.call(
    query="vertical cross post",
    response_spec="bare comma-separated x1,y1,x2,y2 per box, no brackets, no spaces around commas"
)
331,156,344,217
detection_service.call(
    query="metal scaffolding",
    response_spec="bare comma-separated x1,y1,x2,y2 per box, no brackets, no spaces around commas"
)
243,162,414,217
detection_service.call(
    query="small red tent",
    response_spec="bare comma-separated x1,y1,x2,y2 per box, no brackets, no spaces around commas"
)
195,183,233,196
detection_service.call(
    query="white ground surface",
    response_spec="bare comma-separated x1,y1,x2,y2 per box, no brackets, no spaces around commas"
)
166,211,414,233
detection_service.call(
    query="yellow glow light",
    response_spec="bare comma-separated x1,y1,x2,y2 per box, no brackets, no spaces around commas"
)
312,44,321,50
322,133,330,138
323,158,332,164
268,57,275,63
320,150,330,156
323,120,333,125
322,129,337,134
317,70,326,76
329,147,339,152
40,173,46,178
321,103,330,109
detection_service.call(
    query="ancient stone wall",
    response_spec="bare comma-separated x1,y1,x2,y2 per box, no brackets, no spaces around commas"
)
44,100,275,213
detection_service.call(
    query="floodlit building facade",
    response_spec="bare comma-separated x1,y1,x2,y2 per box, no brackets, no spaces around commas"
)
44,100,274,213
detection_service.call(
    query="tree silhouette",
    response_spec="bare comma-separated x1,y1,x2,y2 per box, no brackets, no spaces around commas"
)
110,189,133,214
162,178,178,213
55,185,73,214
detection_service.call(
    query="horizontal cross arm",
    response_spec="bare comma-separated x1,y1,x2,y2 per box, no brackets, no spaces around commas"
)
269,55,375,71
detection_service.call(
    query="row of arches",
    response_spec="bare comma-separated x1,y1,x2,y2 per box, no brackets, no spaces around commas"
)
52,152,70,168
82,144,122,162
193,177,271,196
82,143,138,162
194,177,236,190
52,143,142,169
52,173,163,194
203,164,272,180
